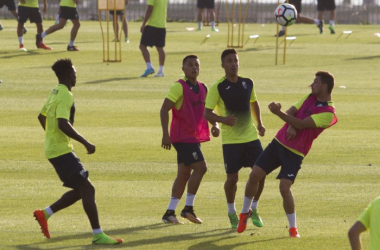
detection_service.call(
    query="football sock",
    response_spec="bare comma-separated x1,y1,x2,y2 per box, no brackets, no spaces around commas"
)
41,32,47,38
69,40,74,46
44,206,54,220
158,65,164,74
167,197,180,211
227,202,236,214
146,62,153,70
92,228,103,235
314,19,320,25
286,212,297,229
242,196,253,213
329,20,335,26
18,37,23,45
185,193,195,206
211,21,215,29
250,200,259,210
197,21,202,30
281,26,285,32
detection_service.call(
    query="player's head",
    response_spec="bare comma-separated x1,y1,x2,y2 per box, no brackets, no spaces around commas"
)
52,59,76,87
221,49,239,76
182,54,200,80
315,71,334,94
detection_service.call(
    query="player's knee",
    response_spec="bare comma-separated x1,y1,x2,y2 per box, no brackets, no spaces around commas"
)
279,185,291,197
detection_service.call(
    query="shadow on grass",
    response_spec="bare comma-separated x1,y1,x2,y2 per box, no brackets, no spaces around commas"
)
0,50,63,60
346,55,380,60
83,77,140,84
13,223,288,249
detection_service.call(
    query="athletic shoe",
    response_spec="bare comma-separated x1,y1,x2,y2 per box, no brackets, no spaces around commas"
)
0,24,3,31
67,45,79,51
162,211,183,224
237,209,252,233
196,28,202,31
154,72,164,77
23,27,27,34
228,213,239,229
181,207,202,224
92,232,123,245
125,38,129,43
211,27,219,32
329,25,335,34
140,68,155,77
18,44,27,52
33,210,50,238
275,30,285,37
251,209,263,227
36,34,42,48
317,20,324,34
38,43,52,50
289,227,300,238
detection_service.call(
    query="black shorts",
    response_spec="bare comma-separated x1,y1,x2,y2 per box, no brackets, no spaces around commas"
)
140,25,166,48
255,139,303,183
288,0,301,13
109,10,123,15
49,152,89,189
17,6,42,23
0,0,16,11
222,140,263,174
172,143,205,166
58,6,79,20
317,0,336,11
197,0,215,9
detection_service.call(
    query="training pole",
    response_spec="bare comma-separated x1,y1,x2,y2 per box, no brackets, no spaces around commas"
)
226,0,250,48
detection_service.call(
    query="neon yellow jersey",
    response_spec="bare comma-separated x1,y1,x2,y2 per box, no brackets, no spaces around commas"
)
205,76,259,145
40,84,74,159
147,0,168,28
358,197,380,250
18,0,39,8
60,0,76,8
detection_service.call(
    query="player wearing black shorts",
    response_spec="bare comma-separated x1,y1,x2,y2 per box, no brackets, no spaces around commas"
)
38,0,81,51
205,49,266,230
34,59,123,245
16,0,50,51
317,0,336,34
196,0,218,31
0,0,26,33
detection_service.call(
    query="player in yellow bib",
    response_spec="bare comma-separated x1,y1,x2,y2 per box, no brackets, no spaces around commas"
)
34,59,123,245
37,0,80,51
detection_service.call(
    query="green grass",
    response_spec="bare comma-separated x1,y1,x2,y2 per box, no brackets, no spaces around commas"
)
1,20,380,249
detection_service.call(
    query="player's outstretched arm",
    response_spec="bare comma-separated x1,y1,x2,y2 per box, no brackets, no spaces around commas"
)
38,114,46,130
57,118,95,154
160,98,175,150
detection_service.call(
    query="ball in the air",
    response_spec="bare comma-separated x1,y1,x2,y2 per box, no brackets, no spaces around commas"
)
274,3,297,26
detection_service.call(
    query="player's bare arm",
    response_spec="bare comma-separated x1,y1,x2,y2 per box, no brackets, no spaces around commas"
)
285,106,297,140
160,98,175,150
268,102,316,130
41,0,47,14
38,114,46,130
250,101,265,137
204,108,237,126
348,221,367,250
57,118,95,154
140,5,153,33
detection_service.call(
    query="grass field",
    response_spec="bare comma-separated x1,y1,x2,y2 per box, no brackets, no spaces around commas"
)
1,19,380,249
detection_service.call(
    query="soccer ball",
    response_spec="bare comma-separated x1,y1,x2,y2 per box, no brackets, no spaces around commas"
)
274,3,298,26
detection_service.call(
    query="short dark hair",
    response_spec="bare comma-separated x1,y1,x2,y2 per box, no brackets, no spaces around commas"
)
183,54,198,66
316,71,334,94
52,59,73,80
221,49,237,62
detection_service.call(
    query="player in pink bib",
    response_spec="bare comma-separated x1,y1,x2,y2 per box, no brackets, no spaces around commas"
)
160,55,219,224
237,71,337,237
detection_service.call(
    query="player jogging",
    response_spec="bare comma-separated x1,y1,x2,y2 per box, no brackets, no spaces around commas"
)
35,59,123,245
